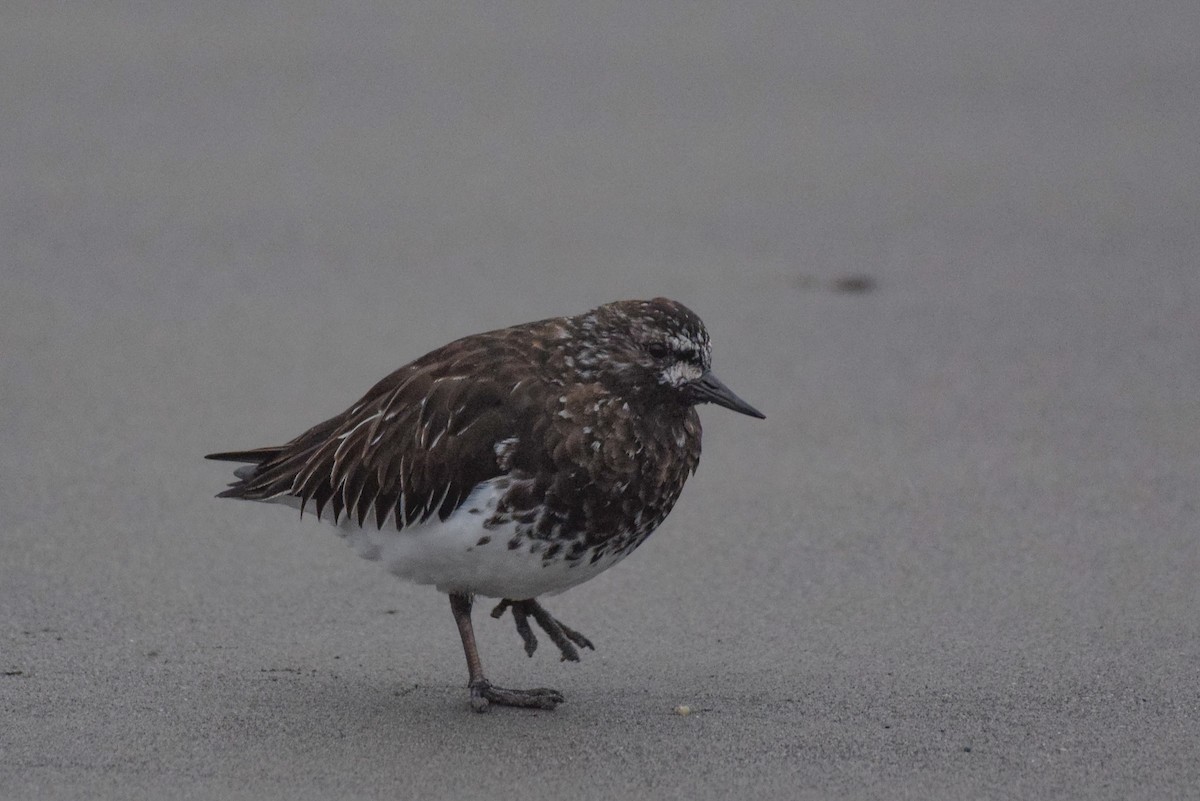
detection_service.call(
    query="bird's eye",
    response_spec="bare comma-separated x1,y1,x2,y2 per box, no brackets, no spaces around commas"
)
646,342,670,359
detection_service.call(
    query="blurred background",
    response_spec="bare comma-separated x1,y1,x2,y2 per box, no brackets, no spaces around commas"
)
3,3,1198,799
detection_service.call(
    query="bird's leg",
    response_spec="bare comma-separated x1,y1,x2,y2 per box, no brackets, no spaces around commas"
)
448,592,564,712
490,598,596,661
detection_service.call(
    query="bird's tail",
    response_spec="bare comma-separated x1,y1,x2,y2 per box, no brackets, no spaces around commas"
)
205,447,285,497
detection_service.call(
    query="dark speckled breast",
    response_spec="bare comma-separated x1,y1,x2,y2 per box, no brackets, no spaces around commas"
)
487,381,703,566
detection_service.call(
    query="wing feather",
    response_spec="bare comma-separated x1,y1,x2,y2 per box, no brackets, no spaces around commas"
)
209,336,541,531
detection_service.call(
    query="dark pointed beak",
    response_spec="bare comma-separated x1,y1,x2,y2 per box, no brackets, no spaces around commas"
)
688,371,765,419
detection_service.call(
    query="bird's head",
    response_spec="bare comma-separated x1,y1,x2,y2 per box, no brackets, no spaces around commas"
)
573,298,765,419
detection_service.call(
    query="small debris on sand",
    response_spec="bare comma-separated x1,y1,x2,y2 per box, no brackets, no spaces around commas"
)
832,275,876,293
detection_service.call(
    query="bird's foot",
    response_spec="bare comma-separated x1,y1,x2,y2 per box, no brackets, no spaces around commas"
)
468,678,564,713
490,599,596,661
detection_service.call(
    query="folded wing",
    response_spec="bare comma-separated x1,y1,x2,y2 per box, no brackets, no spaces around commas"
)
207,360,530,530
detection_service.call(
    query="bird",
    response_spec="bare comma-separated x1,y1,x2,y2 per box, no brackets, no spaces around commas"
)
206,297,764,712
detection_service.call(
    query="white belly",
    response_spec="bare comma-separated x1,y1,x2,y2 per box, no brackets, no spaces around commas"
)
268,478,629,599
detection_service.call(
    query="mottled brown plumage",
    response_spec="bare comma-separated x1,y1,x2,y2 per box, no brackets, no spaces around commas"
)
207,297,762,712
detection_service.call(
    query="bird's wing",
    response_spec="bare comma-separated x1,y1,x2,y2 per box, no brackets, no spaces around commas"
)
209,352,541,530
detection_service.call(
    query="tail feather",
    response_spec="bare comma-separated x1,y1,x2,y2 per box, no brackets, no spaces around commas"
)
205,447,285,463
207,446,286,499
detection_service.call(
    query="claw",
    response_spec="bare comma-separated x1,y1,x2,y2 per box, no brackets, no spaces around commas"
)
491,599,596,662
491,600,539,656
554,618,595,652
512,605,537,657
526,603,580,662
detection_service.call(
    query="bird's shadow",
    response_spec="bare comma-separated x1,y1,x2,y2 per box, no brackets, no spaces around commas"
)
219,669,613,742
209,661,754,755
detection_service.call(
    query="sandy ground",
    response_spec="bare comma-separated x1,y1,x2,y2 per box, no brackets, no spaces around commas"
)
3,3,1198,799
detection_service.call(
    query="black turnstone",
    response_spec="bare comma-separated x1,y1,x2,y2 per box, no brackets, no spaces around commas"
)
207,297,763,712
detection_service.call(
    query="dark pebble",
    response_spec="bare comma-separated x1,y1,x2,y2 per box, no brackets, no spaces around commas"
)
833,275,876,293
